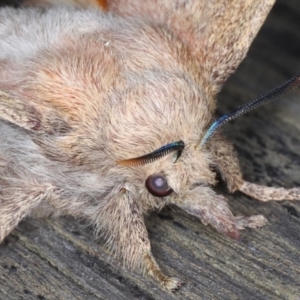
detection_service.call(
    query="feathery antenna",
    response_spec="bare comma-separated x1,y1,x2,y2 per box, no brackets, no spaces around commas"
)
200,73,300,146
117,140,185,166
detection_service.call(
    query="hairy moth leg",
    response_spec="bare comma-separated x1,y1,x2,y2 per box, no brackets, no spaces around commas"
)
210,135,300,202
143,251,182,291
100,189,182,291
96,187,182,291
0,181,54,243
178,187,266,241
208,136,267,228
208,135,243,193
239,182,300,202
47,185,182,291
234,215,267,230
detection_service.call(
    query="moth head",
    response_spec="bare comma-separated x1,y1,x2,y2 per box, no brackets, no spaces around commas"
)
117,73,300,201
117,140,185,197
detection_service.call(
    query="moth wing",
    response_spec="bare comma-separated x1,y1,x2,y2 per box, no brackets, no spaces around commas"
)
108,0,275,92
19,0,275,94
0,89,71,134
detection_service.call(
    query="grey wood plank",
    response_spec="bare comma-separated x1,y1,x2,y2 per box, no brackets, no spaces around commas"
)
1,0,300,299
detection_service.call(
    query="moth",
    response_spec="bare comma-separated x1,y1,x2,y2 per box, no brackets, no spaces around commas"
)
0,0,299,291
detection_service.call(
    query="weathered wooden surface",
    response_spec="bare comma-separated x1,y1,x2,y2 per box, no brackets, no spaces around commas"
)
1,1,300,299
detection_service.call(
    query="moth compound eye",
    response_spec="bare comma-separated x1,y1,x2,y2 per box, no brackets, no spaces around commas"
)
145,173,173,197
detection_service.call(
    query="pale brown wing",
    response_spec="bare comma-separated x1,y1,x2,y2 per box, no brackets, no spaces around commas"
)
108,0,275,93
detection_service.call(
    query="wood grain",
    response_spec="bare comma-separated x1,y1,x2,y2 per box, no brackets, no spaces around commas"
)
1,0,300,299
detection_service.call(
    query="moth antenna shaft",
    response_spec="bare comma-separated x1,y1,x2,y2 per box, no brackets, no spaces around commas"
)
200,73,300,146
117,140,185,166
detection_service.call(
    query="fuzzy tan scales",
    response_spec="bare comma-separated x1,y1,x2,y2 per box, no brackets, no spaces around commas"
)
1,0,299,293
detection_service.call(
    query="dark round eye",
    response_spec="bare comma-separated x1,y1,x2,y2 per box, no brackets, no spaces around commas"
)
145,173,173,197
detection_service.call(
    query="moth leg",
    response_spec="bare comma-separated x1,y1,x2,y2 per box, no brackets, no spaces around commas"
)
143,250,182,291
91,186,182,291
178,187,240,239
239,181,300,202
234,215,267,230
208,135,243,192
209,136,300,202
0,182,54,243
